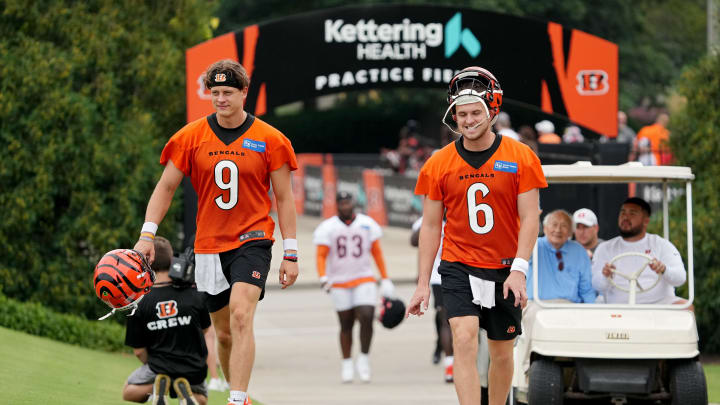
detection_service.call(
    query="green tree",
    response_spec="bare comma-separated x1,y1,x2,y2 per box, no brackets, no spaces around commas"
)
669,51,720,352
0,0,217,318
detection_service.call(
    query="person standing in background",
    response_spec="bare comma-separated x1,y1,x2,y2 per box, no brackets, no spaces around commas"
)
494,112,520,141
633,113,672,165
535,120,561,144
314,191,396,383
617,111,637,144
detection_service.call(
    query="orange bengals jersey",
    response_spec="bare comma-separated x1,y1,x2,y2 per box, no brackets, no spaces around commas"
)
415,136,546,269
160,113,297,254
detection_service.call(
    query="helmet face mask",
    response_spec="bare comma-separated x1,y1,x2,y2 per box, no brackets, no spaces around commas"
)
94,249,155,320
443,67,503,135
378,297,405,329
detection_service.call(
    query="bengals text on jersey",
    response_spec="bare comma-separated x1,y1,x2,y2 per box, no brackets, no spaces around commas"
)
415,135,546,269
160,114,297,254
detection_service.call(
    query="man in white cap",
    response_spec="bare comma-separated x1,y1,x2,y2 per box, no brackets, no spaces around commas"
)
535,120,561,144
573,208,603,259
494,112,520,141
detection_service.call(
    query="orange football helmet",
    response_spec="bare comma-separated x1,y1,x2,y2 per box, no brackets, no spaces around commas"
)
93,249,155,320
442,66,504,133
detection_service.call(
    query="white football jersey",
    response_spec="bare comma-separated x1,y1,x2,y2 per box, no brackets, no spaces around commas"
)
592,233,686,304
313,214,383,286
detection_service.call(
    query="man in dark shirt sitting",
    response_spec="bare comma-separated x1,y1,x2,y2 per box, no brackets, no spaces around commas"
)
123,236,211,405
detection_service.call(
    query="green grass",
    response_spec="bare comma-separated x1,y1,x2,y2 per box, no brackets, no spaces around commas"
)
706,363,720,403
0,326,261,405
0,325,716,404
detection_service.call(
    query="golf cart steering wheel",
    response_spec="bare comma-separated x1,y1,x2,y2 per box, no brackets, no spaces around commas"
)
607,252,662,295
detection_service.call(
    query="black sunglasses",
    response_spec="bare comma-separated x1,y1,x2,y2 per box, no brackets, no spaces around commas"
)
555,251,564,271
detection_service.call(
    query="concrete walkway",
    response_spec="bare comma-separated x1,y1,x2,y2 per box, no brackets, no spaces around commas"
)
247,215,714,404
251,284,457,405
248,215,457,404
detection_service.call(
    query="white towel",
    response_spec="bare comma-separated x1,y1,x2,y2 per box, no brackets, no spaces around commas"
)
194,253,230,295
469,275,495,308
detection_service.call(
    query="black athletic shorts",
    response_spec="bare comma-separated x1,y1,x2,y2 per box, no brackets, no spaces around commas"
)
438,260,522,340
205,239,273,313
432,284,444,309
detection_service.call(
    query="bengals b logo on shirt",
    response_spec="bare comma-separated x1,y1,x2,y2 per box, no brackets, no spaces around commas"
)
156,300,178,319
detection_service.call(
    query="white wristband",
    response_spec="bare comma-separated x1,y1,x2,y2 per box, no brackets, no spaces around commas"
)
510,257,529,277
283,238,298,251
141,222,158,235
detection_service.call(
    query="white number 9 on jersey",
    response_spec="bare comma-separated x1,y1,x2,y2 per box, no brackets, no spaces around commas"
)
466,182,494,234
214,160,239,210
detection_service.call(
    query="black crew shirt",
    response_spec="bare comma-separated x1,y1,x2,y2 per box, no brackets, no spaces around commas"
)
125,285,211,384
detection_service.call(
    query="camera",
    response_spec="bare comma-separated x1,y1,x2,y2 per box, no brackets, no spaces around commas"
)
169,246,195,286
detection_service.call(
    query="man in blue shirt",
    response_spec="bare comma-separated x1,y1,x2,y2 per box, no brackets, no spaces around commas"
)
517,210,596,376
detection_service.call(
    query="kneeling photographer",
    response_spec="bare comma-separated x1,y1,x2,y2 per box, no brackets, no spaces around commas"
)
123,236,211,405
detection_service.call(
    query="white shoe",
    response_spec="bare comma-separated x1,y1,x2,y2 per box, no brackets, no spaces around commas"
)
152,374,171,405
341,359,354,383
207,378,225,392
356,354,371,383
173,377,199,405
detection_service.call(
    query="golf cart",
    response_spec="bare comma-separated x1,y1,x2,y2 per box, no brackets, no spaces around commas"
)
512,162,707,405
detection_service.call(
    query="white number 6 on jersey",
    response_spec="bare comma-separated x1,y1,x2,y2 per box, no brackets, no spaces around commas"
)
467,182,494,235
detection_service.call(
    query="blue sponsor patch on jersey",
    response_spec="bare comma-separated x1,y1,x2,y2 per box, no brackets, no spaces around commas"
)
493,160,518,173
242,139,266,152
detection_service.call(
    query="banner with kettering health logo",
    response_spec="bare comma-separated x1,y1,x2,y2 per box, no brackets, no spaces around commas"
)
187,5,618,136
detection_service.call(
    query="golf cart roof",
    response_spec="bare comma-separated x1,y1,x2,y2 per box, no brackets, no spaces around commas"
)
542,162,695,183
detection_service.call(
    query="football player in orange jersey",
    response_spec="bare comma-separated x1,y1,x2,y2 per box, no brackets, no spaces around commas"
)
134,59,298,405
407,67,547,405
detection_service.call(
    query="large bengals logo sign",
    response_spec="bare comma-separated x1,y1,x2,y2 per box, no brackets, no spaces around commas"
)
576,70,609,95
156,300,178,319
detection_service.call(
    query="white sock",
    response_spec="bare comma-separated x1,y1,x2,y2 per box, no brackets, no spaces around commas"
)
444,355,454,367
343,358,353,367
229,390,247,404
358,352,369,362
